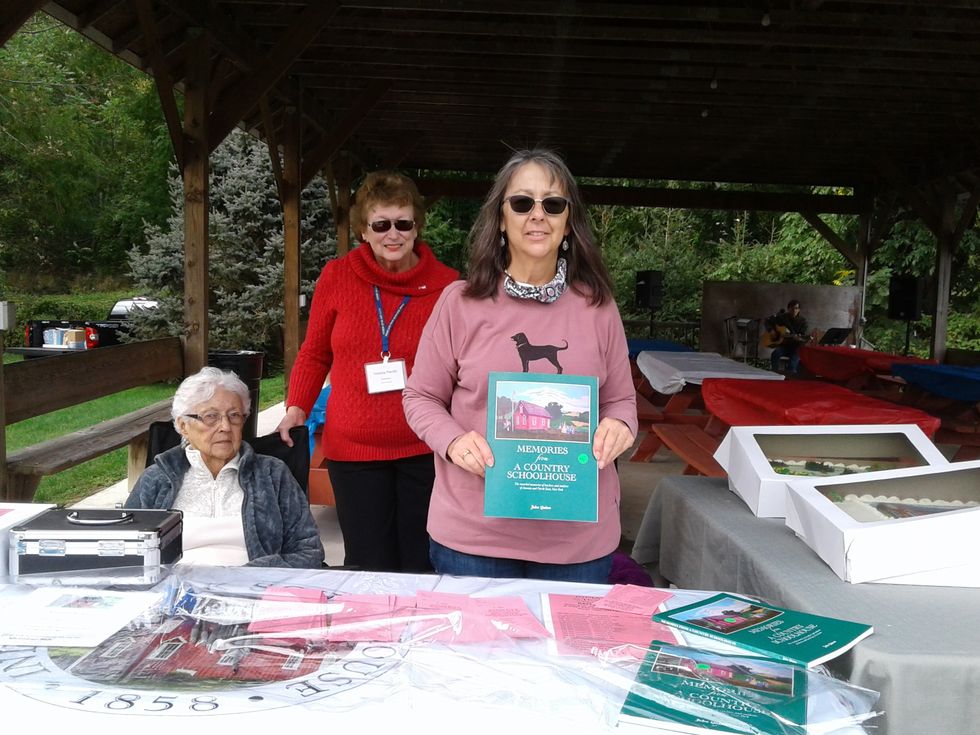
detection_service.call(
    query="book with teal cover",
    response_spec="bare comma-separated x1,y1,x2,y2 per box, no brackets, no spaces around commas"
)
652,594,872,669
620,642,808,734
484,371,599,522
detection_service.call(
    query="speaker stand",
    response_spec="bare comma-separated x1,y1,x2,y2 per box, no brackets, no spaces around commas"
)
903,319,912,356
648,308,655,338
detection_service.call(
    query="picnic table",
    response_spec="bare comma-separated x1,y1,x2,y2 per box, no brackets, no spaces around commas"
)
700,377,942,437
890,363,980,403
799,344,935,384
635,350,783,396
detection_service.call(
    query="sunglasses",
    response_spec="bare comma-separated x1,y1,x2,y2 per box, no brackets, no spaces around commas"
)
369,219,415,233
505,195,570,215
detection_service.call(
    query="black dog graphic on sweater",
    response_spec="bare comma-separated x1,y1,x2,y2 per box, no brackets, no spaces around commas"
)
511,333,568,373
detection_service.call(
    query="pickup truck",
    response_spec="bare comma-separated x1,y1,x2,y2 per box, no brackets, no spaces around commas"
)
15,297,158,356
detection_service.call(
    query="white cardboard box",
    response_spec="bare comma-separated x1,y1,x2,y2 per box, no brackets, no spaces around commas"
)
713,424,948,518
784,460,980,586
0,503,55,576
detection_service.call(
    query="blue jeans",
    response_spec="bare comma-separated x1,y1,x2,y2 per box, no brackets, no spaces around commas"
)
430,540,613,584
770,345,800,373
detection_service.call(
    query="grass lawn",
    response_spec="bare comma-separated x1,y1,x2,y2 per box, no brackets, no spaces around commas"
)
5,373,287,507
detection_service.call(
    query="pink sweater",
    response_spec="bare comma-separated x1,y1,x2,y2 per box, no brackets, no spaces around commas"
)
403,280,638,564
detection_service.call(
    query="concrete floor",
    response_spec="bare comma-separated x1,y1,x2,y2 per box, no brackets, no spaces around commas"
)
75,402,685,568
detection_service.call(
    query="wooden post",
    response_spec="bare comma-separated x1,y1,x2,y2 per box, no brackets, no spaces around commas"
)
0,329,7,500
182,29,210,374
282,105,302,384
334,155,352,256
931,194,956,362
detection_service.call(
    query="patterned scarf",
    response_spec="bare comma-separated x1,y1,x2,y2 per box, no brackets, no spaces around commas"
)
503,258,568,303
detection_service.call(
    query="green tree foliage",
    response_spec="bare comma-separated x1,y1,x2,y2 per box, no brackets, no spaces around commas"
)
0,15,171,286
125,129,336,364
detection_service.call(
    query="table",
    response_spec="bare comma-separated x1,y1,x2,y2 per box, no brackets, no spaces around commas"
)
700,378,942,437
631,476,980,735
890,362,980,403
2,565,788,735
799,345,935,384
636,351,784,396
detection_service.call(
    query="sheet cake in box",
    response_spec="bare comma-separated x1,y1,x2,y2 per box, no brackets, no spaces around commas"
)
784,460,980,586
713,424,947,518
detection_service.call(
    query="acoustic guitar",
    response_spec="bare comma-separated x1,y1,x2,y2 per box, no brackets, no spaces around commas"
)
760,325,809,349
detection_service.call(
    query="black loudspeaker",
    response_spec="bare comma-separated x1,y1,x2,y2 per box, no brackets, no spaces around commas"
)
635,270,663,310
888,275,925,321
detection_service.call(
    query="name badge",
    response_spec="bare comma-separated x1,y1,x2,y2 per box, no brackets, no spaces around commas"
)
365,358,407,393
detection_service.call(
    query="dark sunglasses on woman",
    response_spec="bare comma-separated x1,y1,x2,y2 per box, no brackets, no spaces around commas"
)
505,195,570,215
369,219,415,233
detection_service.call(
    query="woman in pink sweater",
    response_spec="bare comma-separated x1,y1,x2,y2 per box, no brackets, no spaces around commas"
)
403,149,637,583
277,172,458,572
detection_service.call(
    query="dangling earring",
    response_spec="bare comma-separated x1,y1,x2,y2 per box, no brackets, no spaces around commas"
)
500,232,507,248
561,237,569,252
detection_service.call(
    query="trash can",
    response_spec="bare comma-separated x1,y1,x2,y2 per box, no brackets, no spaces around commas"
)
208,349,264,439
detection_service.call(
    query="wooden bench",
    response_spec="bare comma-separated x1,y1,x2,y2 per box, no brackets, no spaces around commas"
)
646,424,726,477
2,338,184,501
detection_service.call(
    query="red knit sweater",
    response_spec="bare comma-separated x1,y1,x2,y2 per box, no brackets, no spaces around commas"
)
287,241,459,461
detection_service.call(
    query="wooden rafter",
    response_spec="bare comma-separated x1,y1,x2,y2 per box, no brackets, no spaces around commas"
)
0,0,47,47
134,0,184,169
300,79,390,188
799,212,861,267
206,2,340,152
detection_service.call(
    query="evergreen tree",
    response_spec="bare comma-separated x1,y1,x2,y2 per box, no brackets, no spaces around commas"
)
126,129,336,364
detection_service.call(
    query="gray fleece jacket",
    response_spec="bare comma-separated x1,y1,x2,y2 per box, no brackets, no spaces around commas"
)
126,442,325,568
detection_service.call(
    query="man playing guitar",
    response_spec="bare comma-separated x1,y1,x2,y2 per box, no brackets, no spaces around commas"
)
763,299,810,373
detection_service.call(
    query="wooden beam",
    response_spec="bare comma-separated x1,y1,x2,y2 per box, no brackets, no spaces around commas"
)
300,80,390,188
77,0,127,29
799,211,861,266
282,105,302,384
414,178,870,215
134,0,184,169
182,29,210,374
333,155,352,256
207,2,340,152
931,193,957,362
0,331,7,498
4,339,183,425
952,185,980,246
0,0,46,47
260,95,284,199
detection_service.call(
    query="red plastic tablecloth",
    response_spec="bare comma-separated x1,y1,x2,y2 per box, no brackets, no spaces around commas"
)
701,378,941,437
798,345,935,382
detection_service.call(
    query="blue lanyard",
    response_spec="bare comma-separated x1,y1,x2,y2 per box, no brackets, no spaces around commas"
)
374,286,410,357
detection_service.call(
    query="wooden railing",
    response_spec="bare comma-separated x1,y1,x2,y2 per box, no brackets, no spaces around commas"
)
1,338,184,501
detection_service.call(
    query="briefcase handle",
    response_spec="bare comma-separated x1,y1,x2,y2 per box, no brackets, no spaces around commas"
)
66,511,135,526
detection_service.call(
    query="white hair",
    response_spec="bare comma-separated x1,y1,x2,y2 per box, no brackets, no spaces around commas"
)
171,366,251,430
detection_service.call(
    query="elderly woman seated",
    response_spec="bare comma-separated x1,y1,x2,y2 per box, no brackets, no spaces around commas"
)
126,366,325,568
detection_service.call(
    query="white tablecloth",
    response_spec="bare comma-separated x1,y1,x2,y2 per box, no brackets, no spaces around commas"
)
636,350,784,394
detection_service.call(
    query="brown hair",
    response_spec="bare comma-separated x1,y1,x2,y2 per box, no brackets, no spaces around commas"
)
350,171,426,240
463,148,613,305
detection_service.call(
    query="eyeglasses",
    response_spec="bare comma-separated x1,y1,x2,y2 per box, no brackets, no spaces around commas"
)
184,411,247,427
504,195,570,215
369,219,415,233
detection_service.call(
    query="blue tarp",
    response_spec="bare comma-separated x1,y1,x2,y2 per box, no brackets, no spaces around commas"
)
891,363,980,402
304,385,331,457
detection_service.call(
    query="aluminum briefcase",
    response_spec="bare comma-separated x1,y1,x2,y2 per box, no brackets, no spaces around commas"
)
9,508,182,579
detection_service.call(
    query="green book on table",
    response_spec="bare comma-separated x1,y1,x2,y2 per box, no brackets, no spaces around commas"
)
484,371,599,522
652,593,872,669
620,642,808,734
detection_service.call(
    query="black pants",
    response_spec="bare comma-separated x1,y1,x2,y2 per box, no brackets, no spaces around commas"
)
326,454,435,573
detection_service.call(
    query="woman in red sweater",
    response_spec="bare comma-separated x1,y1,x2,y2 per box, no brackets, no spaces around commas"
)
277,172,458,571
